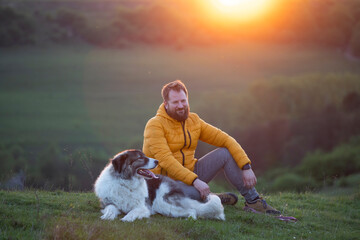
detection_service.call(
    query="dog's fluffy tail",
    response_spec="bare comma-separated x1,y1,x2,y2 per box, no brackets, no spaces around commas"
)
194,194,225,220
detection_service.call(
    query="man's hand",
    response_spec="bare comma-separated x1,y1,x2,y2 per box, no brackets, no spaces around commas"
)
193,178,211,200
242,169,257,189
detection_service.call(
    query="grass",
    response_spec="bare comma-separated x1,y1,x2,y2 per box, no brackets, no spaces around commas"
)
1,185,359,240
1,43,359,152
1,43,359,239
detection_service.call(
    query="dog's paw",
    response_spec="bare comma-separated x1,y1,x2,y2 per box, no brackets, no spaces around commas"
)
121,214,137,222
188,216,197,220
100,210,118,220
101,213,116,220
217,213,226,221
121,207,151,222
187,211,197,220
100,205,119,220
121,212,150,222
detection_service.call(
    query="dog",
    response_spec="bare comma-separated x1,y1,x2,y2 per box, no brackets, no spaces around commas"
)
94,149,225,222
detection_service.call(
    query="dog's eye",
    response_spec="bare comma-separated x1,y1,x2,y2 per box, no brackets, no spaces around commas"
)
130,158,140,163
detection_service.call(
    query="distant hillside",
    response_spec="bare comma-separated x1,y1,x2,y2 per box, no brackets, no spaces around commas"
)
1,0,360,57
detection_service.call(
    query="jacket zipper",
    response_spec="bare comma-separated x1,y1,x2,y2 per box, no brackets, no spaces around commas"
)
187,130,192,149
180,122,187,166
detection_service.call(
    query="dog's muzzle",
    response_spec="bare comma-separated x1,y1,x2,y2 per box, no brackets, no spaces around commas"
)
136,158,158,179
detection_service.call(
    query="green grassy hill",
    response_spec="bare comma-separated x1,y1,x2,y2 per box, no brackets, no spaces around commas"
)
1,43,360,190
1,44,359,149
1,185,359,240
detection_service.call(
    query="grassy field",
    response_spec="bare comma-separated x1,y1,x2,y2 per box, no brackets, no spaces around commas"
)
1,185,359,240
1,43,360,239
1,43,359,152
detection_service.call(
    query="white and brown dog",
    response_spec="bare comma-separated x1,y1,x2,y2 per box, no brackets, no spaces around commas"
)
94,149,225,222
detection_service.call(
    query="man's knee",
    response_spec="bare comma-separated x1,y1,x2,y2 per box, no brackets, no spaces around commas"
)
217,147,231,157
216,148,234,162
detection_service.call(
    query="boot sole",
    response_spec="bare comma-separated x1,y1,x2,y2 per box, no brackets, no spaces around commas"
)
218,192,238,205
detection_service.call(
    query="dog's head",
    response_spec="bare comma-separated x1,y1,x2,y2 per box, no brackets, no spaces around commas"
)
111,149,158,180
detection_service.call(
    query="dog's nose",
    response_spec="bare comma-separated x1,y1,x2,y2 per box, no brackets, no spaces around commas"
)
154,160,159,165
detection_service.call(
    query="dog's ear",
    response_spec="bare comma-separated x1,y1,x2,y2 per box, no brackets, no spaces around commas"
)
112,153,127,173
122,165,132,180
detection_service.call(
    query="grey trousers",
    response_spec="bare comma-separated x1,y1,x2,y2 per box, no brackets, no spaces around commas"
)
183,148,259,203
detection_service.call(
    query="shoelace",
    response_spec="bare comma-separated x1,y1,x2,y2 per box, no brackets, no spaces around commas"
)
220,195,231,203
220,196,231,203
260,199,268,209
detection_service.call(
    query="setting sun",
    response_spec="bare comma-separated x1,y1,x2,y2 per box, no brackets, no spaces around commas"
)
205,0,275,23
217,0,244,7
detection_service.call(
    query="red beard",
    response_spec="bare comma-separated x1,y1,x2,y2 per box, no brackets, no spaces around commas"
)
166,106,189,122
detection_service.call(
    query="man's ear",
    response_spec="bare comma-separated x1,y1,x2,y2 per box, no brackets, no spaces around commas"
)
164,101,168,110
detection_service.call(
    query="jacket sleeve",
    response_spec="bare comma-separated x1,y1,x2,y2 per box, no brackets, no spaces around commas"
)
143,118,198,185
198,117,251,169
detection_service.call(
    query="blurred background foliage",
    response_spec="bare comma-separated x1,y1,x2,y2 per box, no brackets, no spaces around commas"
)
1,0,360,192
1,0,360,56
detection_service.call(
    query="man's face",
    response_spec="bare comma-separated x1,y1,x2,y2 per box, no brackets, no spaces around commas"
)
164,90,189,122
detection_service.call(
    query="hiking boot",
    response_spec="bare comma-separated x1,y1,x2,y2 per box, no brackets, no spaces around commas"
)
215,192,238,205
244,197,281,215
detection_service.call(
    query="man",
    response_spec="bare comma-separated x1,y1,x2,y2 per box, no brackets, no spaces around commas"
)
143,80,280,215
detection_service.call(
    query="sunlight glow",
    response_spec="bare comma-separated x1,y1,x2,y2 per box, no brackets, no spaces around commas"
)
206,0,275,23
218,0,244,7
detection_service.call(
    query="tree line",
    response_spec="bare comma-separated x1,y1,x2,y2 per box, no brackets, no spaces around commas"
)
1,0,360,56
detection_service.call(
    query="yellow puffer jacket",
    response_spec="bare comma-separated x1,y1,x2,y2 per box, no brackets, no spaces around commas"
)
143,103,251,185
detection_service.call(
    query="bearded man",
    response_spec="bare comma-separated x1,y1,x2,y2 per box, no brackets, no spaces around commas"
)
143,80,280,215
